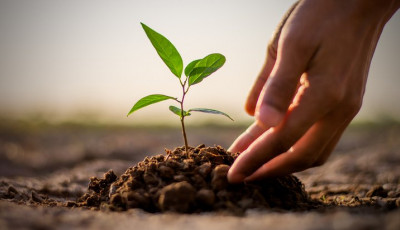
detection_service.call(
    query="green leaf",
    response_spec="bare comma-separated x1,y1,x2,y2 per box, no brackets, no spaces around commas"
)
169,105,191,117
141,23,183,78
188,108,233,121
184,59,201,77
127,94,176,117
188,53,226,86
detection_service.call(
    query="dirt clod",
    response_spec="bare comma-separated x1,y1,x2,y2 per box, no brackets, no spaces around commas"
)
31,191,43,203
211,164,230,190
76,145,316,213
159,181,196,212
196,189,215,208
7,186,18,197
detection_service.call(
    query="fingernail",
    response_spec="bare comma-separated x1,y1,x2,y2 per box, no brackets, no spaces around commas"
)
227,168,246,184
255,106,283,127
227,146,235,153
227,140,239,153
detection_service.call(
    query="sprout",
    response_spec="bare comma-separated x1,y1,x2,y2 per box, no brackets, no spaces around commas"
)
128,23,233,153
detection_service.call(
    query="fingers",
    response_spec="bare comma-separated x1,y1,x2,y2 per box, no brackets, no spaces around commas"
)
244,115,351,181
228,121,267,154
228,127,277,183
311,119,352,166
228,75,339,184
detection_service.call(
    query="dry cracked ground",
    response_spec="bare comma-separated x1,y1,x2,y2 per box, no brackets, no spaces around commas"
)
0,119,399,230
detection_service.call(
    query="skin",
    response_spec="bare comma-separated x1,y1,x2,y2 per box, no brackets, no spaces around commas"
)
228,0,400,184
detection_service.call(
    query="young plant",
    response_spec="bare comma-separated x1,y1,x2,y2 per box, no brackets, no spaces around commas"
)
127,23,233,153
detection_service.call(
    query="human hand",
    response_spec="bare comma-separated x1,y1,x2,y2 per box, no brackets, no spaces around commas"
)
228,0,400,183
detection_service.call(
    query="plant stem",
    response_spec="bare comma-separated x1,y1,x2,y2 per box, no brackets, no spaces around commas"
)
180,111,189,154
180,79,189,154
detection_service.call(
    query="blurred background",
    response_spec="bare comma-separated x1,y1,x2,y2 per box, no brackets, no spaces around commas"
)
0,3,399,221
0,0,399,126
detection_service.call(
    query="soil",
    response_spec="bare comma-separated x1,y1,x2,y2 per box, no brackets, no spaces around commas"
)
0,120,400,229
75,145,315,213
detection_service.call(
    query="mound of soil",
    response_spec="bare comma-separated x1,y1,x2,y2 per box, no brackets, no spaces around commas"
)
75,145,317,213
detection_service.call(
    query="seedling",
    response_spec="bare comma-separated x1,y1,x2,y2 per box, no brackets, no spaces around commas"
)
127,23,233,153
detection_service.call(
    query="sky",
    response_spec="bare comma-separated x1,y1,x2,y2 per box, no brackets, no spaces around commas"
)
0,0,399,125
